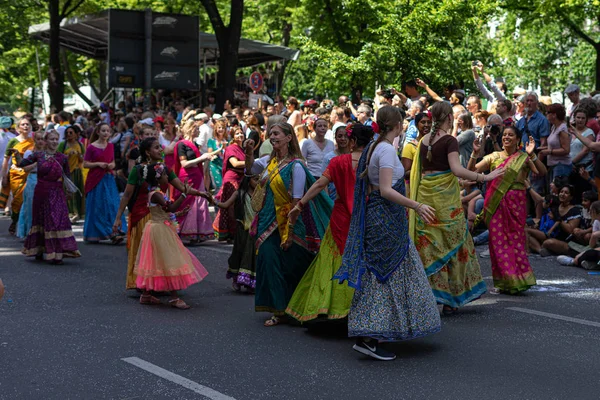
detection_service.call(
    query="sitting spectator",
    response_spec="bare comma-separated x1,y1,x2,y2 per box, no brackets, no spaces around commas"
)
526,194,560,253
528,185,581,257
557,200,600,270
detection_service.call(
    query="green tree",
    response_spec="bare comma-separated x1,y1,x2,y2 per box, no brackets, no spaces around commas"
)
501,0,600,91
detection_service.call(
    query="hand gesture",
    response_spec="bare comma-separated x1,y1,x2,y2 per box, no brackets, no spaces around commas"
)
472,137,482,155
174,206,191,217
112,219,122,235
288,206,301,226
416,203,436,224
579,166,590,181
485,166,505,182
99,162,108,169
245,139,255,153
281,237,293,251
525,136,536,155
415,78,427,88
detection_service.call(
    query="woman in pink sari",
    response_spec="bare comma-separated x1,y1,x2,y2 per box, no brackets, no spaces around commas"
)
212,127,246,242
468,126,547,293
173,118,217,244
83,123,127,243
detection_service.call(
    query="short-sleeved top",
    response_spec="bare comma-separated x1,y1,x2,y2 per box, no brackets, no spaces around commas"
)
555,206,582,241
419,135,458,171
456,129,475,168
177,141,198,160
517,111,550,148
368,142,404,186
401,141,417,162
301,138,335,177
593,219,600,233
250,155,306,199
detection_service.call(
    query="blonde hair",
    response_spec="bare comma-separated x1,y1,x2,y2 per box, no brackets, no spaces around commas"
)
181,118,197,141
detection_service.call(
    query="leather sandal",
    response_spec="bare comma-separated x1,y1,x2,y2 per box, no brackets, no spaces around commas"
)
140,294,161,305
169,298,190,309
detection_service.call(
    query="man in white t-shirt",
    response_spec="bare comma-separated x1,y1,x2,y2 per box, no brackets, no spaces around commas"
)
194,113,211,153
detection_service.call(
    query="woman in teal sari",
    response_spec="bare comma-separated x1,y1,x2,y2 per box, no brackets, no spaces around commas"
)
245,122,333,327
468,126,546,293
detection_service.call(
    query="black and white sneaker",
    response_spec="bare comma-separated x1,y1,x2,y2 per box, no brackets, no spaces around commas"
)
352,339,396,361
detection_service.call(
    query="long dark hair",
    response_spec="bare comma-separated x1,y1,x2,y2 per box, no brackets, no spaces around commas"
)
140,137,158,163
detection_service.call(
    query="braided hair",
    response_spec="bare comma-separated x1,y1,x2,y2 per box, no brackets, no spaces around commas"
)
427,102,453,162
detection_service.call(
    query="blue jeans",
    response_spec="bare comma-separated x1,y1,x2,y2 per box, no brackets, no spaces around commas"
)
473,230,489,246
551,163,573,181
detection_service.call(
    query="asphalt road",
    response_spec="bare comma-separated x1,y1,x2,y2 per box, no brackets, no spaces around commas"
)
1,214,600,400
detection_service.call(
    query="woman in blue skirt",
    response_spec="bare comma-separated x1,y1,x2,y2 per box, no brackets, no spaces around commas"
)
83,123,126,243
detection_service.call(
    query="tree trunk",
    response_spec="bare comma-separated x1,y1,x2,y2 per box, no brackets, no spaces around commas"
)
48,0,64,112
596,44,600,91
61,49,94,107
212,0,244,113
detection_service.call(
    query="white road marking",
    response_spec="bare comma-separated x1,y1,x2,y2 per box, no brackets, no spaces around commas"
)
122,357,236,400
507,307,600,328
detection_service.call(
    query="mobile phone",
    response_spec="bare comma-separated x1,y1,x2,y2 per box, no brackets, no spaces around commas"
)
471,60,478,66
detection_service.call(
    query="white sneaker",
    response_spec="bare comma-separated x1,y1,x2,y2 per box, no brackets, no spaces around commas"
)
557,255,575,266
479,249,490,258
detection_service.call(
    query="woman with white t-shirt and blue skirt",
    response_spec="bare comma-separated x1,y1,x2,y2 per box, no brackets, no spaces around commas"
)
301,118,334,179
333,106,441,361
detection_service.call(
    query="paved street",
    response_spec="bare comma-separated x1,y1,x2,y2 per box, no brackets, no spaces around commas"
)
1,215,600,400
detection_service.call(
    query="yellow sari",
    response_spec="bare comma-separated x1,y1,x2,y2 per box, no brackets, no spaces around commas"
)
409,139,486,307
6,137,34,223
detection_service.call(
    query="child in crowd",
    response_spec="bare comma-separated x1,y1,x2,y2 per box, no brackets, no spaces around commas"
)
210,175,258,293
570,191,596,245
557,200,600,270
134,162,209,309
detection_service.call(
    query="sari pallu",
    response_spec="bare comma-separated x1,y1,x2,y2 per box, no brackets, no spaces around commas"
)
254,157,332,315
22,152,80,260
213,144,245,240
481,151,536,293
409,142,486,308
16,172,37,238
333,144,440,341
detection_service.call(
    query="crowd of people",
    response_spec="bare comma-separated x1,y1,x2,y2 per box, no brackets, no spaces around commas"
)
2,61,600,360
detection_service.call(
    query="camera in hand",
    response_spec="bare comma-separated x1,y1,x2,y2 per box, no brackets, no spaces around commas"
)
382,89,394,99
490,125,502,136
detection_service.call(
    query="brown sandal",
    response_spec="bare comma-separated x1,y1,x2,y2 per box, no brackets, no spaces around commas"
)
169,298,190,309
140,294,161,305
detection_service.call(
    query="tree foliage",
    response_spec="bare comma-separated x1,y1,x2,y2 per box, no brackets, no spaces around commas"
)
0,0,599,112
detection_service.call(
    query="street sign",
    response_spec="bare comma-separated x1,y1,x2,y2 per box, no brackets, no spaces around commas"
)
249,71,264,92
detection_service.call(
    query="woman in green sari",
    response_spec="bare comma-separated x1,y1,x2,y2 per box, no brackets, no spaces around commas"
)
409,102,504,314
244,122,332,327
468,125,546,293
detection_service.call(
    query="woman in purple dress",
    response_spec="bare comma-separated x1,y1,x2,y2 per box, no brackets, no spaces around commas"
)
21,130,81,264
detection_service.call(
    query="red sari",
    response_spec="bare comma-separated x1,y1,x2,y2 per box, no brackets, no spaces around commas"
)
322,154,354,252
213,143,245,240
